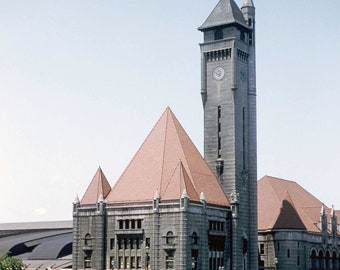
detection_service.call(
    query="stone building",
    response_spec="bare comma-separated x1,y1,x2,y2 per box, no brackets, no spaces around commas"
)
73,0,258,269
198,0,257,269
73,108,232,270
258,176,340,270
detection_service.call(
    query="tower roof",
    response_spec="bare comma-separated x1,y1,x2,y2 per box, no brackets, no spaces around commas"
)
198,0,247,31
258,176,334,232
80,167,111,205
242,0,255,8
106,107,229,207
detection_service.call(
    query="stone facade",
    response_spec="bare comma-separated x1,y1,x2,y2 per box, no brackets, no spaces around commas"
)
73,195,231,270
199,1,257,269
259,229,340,270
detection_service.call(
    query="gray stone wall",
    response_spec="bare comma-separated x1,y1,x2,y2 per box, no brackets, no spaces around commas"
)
73,199,230,270
259,230,340,270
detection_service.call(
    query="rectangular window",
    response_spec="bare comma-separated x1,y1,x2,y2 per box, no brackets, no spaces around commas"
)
125,220,130,229
119,220,123,229
146,238,150,248
166,255,174,269
110,238,115,250
260,243,265,255
131,257,136,269
109,256,115,269
131,219,136,229
119,257,123,269
137,219,142,229
137,256,141,269
287,249,290,258
137,238,142,249
125,257,129,269
84,256,92,269
118,238,123,250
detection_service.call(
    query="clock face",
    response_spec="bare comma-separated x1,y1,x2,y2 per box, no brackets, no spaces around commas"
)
213,67,225,80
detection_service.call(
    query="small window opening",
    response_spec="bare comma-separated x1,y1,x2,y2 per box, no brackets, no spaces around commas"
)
214,29,223,40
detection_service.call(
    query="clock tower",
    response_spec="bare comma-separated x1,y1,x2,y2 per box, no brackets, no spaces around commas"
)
199,0,257,269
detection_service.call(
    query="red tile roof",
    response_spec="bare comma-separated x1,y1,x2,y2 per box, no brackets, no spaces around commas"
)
80,167,111,205
258,175,332,232
106,107,229,207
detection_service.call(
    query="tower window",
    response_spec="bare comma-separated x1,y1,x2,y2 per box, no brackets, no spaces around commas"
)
166,231,175,245
217,106,222,158
249,32,253,46
166,251,174,269
214,29,223,40
248,18,252,26
84,233,93,247
84,255,92,268
240,31,245,41
192,232,198,245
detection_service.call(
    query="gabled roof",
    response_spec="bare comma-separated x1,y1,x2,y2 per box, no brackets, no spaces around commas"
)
198,0,247,31
258,176,332,233
80,167,111,205
106,107,229,207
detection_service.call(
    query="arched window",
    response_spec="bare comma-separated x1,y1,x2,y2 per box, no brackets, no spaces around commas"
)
84,233,93,247
214,29,223,40
166,231,175,245
311,249,317,269
332,251,337,270
319,250,324,270
325,250,331,269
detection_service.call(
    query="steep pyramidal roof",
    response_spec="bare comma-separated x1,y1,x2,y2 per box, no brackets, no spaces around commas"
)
80,167,111,205
198,0,247,31
106,107,229,207
258,176,333,232
272,191,306,230
242,0,255,8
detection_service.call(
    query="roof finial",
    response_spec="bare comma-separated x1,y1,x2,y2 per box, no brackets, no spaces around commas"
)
331,205,335,217
320,203,325,215
200,191,206,202
154,190,160,200
74,194,80,204
98,193,104,203
181,188,188,198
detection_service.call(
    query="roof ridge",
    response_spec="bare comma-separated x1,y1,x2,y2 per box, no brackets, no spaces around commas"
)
167,111,195,187
161,160,182,199
110,109,168,193
159,109,170,196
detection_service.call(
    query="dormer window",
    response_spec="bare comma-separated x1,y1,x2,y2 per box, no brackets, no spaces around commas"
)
214,29,223,40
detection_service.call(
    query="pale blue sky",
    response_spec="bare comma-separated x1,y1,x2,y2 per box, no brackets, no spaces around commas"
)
0,0,339,222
